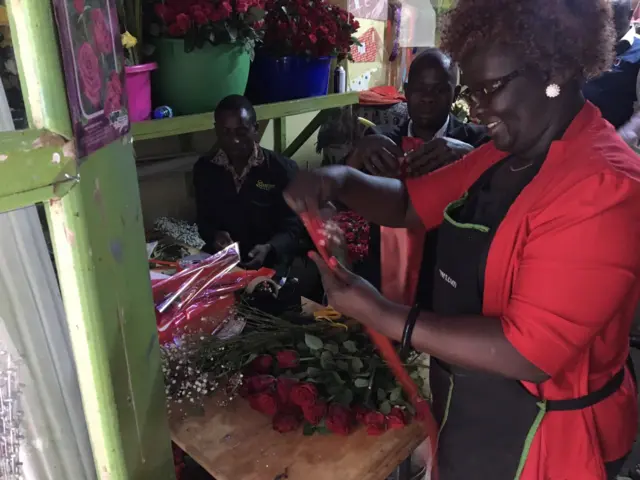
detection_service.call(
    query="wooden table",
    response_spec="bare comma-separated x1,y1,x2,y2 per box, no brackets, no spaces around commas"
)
170,397,425,480
169,298,427,480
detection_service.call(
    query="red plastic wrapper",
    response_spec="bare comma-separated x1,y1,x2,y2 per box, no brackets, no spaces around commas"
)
299,210,439,479
152,243,275,344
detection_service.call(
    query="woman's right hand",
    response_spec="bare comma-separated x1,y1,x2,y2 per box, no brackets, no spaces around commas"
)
283,166,347,214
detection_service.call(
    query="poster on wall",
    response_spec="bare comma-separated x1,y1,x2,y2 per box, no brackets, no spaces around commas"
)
52,0,129,159
348,0,388,21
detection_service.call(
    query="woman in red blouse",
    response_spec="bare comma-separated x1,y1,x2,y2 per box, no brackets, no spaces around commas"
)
285,0,640,479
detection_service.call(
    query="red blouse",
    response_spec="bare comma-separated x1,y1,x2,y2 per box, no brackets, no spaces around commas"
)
406,103,640,479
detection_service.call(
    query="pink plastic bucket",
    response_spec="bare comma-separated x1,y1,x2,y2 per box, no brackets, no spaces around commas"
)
125,62,158,123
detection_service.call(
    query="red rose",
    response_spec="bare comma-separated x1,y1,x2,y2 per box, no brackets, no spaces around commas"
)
414,398,431,422
353,405,369,424
77,42,102,108
290,382,318,407
74,0,85,14
276,350,300,369
302,401,327,425
276,377,298,405
236,0,251,13
155,4,177,23
308,34,317,44
220,1,233,16
176,13,191,31
272,412,302,433
364,411,386,436
325,404,352,436
167,23,184,37
386,407,407,430
248,391,278,416
193,9,208,25
104,71,122,117
240,374,276,397
249,354,273,374
90,9,112,55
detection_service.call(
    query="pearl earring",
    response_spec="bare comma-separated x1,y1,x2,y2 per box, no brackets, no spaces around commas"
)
545,83,561,98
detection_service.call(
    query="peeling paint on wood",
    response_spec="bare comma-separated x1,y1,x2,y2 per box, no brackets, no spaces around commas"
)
32,130,67,149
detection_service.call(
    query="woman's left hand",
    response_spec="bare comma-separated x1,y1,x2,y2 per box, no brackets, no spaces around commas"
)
308,251,385,324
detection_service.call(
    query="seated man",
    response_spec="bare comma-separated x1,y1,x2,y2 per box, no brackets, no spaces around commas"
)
348,48,489,307
583,0,640,129
193,95,302,272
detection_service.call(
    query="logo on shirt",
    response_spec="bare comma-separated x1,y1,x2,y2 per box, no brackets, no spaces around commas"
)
439,269,457,289
256,180,275,191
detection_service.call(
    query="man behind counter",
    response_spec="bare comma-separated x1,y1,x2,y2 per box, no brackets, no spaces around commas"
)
193,95,302,272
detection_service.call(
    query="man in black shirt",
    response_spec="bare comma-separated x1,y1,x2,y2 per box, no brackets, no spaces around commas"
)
347,48,489,308
193,95,302,272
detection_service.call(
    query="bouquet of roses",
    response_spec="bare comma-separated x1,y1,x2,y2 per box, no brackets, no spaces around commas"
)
150,0,265,55
240,327,427,437
331,210,370,264
261,0,360,60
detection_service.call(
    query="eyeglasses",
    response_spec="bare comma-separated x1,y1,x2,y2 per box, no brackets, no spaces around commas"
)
460,69,525,105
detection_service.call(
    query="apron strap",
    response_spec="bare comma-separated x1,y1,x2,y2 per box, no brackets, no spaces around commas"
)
545,363,626,412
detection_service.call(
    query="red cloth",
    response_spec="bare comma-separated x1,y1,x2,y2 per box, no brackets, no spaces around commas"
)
358,86,406,105
406,102,640,479
380,136,426,305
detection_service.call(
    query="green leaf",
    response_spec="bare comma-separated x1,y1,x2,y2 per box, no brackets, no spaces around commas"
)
306,367,322,376
305,334,324,350
243,353,258,366
335,389,354,406
336,360,350,371
246,6,266,22
330,371,346,385
320,350,335,370
380,401,392,415
351,357,364,373
342,340,357,353
390,387,402,403
377,388,387,402
325,342,339,354
293,371,308,380
296,342,308,351
303,423,316,436
354,378,369,388
316,425,331,435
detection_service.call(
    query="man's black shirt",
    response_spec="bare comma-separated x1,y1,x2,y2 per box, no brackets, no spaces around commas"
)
193,146,302,266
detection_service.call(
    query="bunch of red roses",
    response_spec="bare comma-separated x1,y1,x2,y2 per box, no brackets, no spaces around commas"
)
239,338,416,437
332,211,370,264
151,0,265,53
261,0,360,60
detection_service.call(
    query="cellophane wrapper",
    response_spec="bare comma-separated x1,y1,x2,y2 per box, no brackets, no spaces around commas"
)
152,243,274,344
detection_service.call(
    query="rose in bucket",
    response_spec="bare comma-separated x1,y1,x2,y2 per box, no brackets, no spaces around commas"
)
150,0,265,56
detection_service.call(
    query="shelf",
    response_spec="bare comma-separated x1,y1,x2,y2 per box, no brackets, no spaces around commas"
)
131,92,359,142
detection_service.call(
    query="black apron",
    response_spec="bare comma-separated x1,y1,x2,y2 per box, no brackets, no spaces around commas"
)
428,156,629,480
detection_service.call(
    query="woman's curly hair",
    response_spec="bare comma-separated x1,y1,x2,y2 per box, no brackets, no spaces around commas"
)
440,0,616,81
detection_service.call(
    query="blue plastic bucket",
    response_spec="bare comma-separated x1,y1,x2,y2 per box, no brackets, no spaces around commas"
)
247,54,331,104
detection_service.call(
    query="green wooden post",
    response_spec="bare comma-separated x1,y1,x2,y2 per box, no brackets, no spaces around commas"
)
5,0,175,478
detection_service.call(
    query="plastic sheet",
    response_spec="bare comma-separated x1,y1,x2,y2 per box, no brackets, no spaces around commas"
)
152,243,275,343
299,210,440,480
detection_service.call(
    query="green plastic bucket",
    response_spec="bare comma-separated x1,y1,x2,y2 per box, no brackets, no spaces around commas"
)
152,39,251,116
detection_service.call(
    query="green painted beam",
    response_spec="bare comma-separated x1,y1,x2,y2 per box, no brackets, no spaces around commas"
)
0,129,78,211
131,92,359,141
46,140,175,480
6,0,73,136
282,110,331,158
273,118,286,153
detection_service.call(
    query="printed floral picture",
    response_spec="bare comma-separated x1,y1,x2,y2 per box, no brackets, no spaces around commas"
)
53,0,129,158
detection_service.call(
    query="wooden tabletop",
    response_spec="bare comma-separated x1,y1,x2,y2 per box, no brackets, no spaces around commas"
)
170,395,425,480
169,298,427,480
